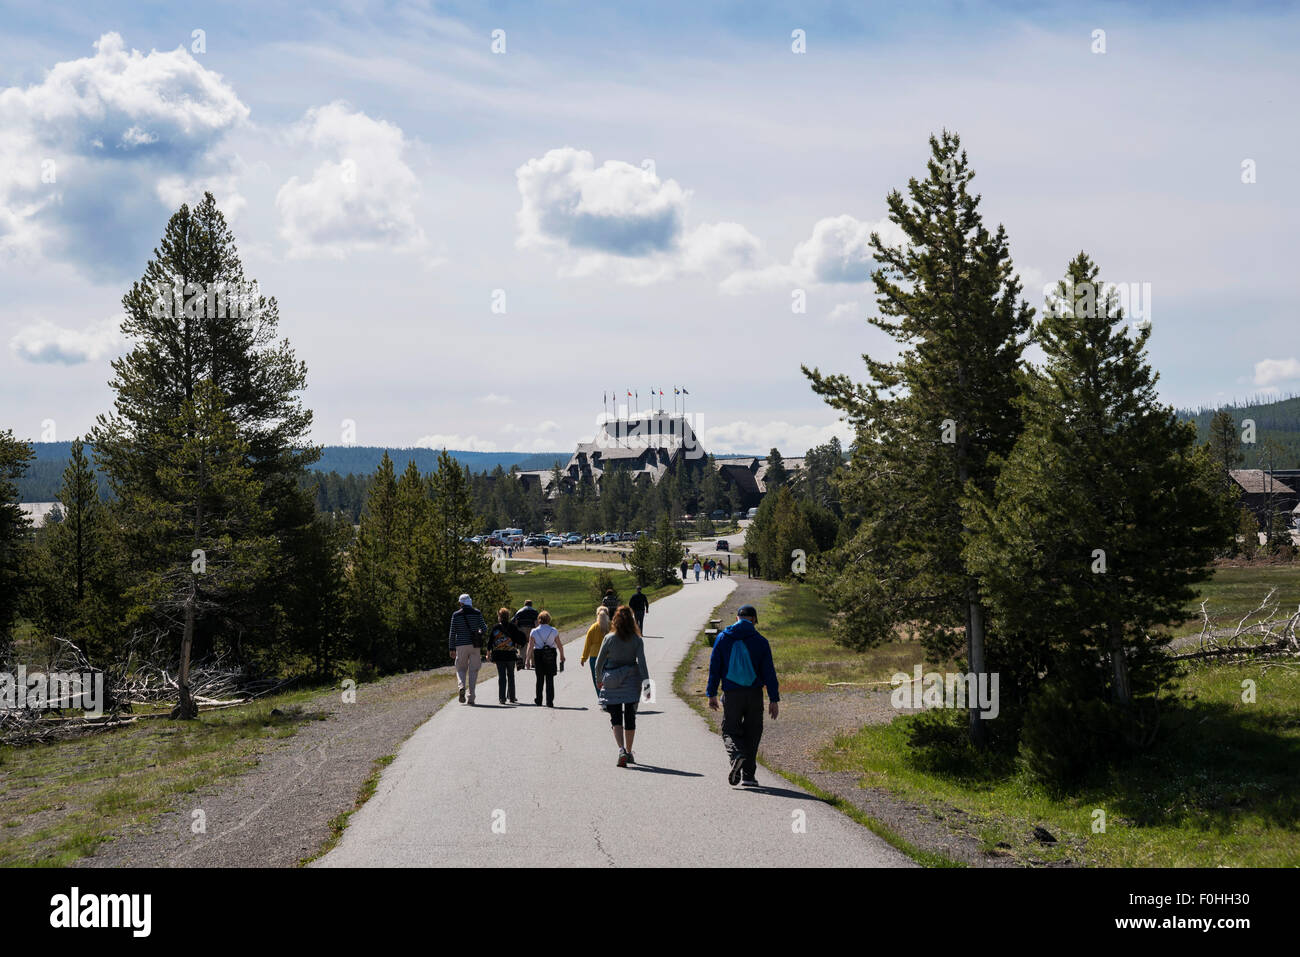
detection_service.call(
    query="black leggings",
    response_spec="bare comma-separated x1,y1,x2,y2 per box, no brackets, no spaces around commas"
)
606,702,638,730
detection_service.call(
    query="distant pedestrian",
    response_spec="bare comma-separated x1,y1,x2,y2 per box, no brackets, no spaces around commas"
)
449,594,488,705
707,604,780,786
581,606,613,695
526,611,565,707
680,559,689,581
628,586,649,635
601,588,620,617
693,559,702,582
512,600,540,672
487,609,525,704
595,606,651,767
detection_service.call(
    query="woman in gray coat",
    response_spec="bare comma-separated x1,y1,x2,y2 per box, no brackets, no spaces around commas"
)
594,605,650,767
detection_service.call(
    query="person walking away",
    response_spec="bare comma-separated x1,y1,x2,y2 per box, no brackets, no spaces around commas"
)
580,606,613,695
595,606,651,767
487,609,525,704
600,588,620,618
628,586,649,636
707,604,780,785
693,559,702,582
449,594,488,705
526,611,565,707
512,600,540,672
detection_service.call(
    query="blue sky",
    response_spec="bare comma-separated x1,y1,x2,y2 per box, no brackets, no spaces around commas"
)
3,1,1298,455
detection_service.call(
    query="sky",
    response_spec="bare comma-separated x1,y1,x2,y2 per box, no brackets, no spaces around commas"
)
2,0,1297,456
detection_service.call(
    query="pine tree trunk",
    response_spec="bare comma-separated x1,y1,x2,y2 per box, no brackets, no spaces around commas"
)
967,588,989,749
173,592,198,719
1109,626,1131,708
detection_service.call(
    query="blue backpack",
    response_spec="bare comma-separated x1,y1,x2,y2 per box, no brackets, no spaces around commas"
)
726,638,757,686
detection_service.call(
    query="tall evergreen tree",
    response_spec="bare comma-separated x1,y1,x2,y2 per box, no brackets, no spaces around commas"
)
91,194,318,703
0,429,35,656
30,438,120,658
1207,410,1243,477
764,449,789,490
965,254,1233,755
804,131,1032,747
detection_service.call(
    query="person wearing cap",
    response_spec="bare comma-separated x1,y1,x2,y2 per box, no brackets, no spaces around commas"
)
707,604,780,786
449,594,488,705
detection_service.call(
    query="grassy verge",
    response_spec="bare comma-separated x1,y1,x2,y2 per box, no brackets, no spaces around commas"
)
759,583,950,692
0,685,327,867
821,659,1300,866
306,753,397,865
1173,562,1300,636
499,564,680,631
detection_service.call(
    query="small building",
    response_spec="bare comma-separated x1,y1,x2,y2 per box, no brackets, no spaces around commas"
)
1229,469,1300,530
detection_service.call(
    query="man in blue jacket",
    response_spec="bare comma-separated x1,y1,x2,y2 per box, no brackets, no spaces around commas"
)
707,604,780,786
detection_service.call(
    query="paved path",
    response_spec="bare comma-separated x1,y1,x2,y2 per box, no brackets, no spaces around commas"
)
315,576,913,868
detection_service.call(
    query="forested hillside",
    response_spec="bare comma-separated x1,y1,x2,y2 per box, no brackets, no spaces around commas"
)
1177,394,1300,468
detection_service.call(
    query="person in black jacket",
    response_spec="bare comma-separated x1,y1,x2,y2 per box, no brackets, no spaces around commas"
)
628,586,649,635
486,609,526,704
511,600,540,671
601,588,620,617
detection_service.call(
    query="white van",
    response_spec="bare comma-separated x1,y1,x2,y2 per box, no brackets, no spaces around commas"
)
745,507,758,519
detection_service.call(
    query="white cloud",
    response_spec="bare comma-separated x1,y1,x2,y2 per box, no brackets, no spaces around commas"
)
275,102,426,259
721,214,905,294
0,33,248,274
827,301,861,323
9,316,121,365
413,433,498,452
1254,357,1300,387
704,419,852,455
478,393,513,406
515,147,760,284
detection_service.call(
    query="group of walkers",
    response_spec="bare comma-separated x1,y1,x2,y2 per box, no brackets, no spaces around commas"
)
679,557,725,581
447,590,780,782
449,596,563,707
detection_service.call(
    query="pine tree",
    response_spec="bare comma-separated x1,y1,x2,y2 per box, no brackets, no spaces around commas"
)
964,253,1233,759
803,131,1032,747
91,192,318,689
0,429,35,656
139,381,277,717
764,449,789,490
1207,410,1243,476
30,438,116,657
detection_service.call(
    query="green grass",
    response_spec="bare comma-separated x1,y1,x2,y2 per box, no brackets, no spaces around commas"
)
820,659,1300,866
0,686,327,867
1173,563,1300,636
307,753,396,865
758,583,948,693
500,564,680,631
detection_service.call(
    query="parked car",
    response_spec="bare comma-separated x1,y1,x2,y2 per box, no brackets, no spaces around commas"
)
563,533,582,544
710,509,726,520
745,507,758,519
486,535,505,547
548,536,565,547
525,535,550,547
619,531,635,541
635,530,648,539
717,539,730,552
602,532,620,544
